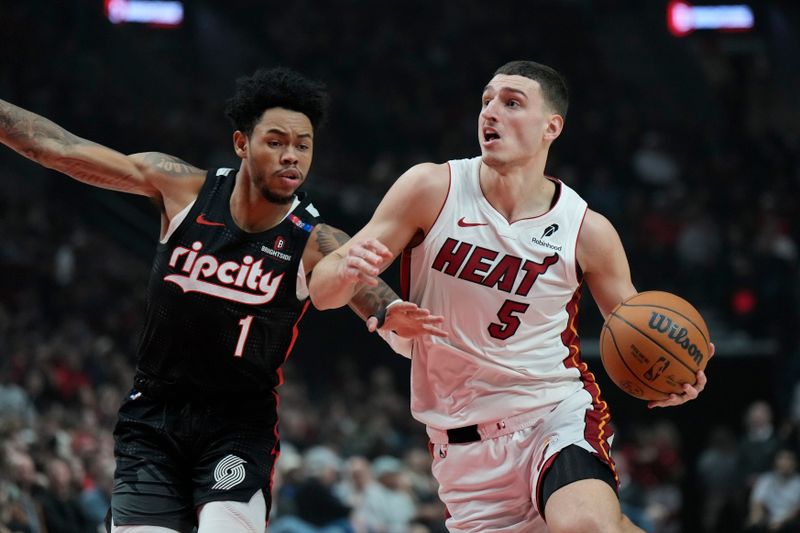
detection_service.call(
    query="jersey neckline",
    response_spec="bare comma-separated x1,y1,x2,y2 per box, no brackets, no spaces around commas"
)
475,159,563,227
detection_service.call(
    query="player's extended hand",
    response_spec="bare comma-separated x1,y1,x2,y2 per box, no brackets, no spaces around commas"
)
367,301,448,339
648,342,715,409
338,238,393,287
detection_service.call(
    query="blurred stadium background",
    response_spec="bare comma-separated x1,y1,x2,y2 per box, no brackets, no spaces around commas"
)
0,1,798,532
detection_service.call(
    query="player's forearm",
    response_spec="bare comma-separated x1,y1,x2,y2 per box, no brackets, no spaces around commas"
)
0,98,147,194
347,278,399,322
0,98,81,166
309,253,360,310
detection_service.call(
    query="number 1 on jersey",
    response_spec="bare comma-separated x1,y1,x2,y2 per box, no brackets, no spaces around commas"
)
234,315,254,357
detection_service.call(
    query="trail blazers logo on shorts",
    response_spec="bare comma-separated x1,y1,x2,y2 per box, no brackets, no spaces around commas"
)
212,455,247,490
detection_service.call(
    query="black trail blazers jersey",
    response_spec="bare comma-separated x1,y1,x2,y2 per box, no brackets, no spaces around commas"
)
134,168,322,399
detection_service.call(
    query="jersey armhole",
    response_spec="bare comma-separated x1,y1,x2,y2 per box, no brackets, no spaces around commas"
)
409,162,452,250
159,169,230,246
573,206,589,284
160,200,195,244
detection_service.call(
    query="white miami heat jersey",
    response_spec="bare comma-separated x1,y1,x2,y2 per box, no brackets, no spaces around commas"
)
404,156,599,429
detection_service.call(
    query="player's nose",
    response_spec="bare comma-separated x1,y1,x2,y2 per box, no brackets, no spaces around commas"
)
480,100,499,122
280,147,299,165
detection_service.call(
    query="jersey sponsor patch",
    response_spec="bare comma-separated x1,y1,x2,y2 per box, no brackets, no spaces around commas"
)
289,214,314,233
211,455,247,490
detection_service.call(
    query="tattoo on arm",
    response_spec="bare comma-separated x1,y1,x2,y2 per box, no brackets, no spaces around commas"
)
0,98,81,162
314,224,351,255
349,282,399,322
314,224,400,321
0,98,147,192
137,152,204,177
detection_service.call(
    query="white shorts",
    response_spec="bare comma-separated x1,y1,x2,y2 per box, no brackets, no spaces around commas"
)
427,388,616,532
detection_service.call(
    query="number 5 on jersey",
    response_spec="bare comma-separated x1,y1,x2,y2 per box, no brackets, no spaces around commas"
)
234,315,254,357
489,300,530,340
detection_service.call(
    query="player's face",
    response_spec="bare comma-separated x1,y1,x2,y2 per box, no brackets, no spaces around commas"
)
478,74,559,168
245,107,314,205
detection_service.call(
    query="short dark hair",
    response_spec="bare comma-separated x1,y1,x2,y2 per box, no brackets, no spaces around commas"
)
224,67,329,135
494,61,569,118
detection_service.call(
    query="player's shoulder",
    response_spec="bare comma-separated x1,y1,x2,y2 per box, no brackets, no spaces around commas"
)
580,208,614,234
577,209,623,262
395,161,450,196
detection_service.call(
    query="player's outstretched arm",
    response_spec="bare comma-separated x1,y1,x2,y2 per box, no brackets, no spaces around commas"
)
305,223,445,339
0,99,205,210
308,162,448,311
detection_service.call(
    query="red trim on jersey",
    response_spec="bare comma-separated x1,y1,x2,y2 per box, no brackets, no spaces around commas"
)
400,164,451,301
559,285,619,485
421,161,452,247
400,249,412,301
574,207,588,282
476,168,563,225
266,390,281,528
276,299,312,386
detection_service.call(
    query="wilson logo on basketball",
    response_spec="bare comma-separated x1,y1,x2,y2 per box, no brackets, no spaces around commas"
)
165,241,284,305
647,313,705,365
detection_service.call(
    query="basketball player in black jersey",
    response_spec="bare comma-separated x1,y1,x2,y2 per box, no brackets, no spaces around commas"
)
0,68,445,533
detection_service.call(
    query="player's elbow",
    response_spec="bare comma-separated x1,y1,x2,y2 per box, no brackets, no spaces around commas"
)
307,278,340,311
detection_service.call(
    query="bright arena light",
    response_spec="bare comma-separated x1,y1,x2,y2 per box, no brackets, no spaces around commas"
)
105,0,184,27
667,1,754,37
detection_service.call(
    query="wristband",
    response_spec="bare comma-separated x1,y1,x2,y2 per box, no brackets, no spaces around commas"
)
370,298,404,329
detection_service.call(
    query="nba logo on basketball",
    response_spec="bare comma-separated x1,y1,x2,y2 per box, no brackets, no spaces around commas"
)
274,236,286,251
644,356,670,381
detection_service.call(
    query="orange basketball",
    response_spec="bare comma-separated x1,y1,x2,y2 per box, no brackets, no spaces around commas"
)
600,291,711,401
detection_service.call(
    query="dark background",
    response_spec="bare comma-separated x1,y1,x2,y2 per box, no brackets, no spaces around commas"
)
0,1,798,531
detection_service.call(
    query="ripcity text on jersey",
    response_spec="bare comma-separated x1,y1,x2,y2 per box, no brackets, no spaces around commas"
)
403,157,610,432
135,168,321,399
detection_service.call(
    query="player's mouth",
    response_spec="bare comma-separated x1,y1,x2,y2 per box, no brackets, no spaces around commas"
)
275,168,303,185
482,127,501,147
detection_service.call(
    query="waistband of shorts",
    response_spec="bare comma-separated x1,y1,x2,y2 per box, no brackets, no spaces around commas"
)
132,372,274,404
426,408,544,444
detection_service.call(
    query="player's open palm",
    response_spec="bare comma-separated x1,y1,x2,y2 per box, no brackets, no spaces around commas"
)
369,301,447,339
339,238,393,286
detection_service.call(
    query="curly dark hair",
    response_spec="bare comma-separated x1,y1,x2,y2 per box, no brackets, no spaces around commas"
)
494,61,569,118
224,67,329,135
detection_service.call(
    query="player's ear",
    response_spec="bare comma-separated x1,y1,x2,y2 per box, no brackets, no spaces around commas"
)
543,113,564,142
233,131,248,159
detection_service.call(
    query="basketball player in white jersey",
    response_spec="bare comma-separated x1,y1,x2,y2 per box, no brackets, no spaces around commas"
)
309,60,712,532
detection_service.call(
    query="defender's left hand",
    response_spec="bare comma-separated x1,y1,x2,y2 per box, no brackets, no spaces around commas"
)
648,342,714,409
367,301,447,338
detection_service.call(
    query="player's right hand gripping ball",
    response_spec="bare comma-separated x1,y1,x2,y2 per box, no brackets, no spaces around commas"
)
600,291,711,401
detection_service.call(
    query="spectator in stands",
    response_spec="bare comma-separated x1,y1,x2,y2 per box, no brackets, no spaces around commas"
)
745,449,800,532
739,401,781,489
35,457,94,533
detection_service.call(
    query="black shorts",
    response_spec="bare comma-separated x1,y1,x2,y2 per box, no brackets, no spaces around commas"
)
539,444,618,519
111,389,279,532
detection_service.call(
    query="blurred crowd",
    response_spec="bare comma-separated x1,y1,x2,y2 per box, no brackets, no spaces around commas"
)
1,1,799,532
